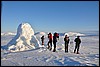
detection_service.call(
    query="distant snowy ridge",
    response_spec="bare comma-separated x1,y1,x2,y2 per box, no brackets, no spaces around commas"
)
1,31,86,37
64,32,85,36
7,23,41,52
35,32,46,35
1,32,16,36
35,32,85,37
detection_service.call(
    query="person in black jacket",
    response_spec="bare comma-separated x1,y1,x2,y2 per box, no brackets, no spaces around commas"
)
74,36,81,54
64,35,70,53
41,35,44,45
53,32,59,52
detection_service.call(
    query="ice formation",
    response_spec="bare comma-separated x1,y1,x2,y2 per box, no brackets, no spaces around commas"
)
7,23,41,52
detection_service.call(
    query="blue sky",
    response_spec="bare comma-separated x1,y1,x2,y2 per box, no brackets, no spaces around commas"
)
1,1,99,33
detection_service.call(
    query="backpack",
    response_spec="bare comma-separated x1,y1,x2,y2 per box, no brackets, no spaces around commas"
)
55,33,59,38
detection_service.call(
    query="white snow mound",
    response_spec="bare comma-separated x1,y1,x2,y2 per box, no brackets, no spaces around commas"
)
7,23,41,52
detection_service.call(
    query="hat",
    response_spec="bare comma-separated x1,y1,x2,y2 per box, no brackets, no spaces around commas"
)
77,36,80,37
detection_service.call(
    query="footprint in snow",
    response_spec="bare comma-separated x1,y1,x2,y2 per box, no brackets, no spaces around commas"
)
45,56,55,62
95,54,99,58
86,63,97,66
1,57,12,60
23,56,33,59
1,57,7,60
38,50,43,52
58,58,65,64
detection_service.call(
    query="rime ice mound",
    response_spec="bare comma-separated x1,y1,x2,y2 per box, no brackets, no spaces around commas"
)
7,23,41,52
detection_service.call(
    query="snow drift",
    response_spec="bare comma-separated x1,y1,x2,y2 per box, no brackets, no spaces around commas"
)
7,23,41,52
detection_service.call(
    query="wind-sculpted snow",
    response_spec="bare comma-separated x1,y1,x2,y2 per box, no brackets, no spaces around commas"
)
1,27,99,66
6,23,41,52
1,34,99,66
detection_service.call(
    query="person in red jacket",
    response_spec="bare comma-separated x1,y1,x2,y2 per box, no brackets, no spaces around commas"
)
47,33,52,50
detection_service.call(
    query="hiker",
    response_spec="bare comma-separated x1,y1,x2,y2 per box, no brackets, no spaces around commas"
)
47,33,52,50
41,35,44,45
53,32,59,52
64,35,70,53
74,36,81,54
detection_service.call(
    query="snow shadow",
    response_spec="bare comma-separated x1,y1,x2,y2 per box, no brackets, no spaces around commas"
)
5,47,42,54
1,45,8,50
54,56,87,66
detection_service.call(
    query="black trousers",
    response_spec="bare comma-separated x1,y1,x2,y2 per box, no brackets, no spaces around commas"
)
74,43,80,53
42,40,44,45
65,42,68,52
47,41,52,50
53,41,56,52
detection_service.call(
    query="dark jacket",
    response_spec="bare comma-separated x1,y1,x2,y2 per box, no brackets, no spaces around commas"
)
64,37,70,44
41,36,44,41
53,36,57,42
53,32,59,42
74,38,81,44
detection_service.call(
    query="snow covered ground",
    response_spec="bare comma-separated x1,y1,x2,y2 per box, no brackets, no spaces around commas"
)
1,32,99,66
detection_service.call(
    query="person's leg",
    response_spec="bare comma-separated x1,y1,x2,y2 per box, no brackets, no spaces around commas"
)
67,43,68,52
65,42,67,52
74,44,77,53
42,40,43,45
50,41,52,50
55,42,56,51
77,44,80,54
53,42,56,52
43,41,44,45
47,41,50,49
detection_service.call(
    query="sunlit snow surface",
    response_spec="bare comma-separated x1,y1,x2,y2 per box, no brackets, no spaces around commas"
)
1,32,99,66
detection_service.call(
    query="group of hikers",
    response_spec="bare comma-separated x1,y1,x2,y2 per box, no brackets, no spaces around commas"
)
41,32,81,54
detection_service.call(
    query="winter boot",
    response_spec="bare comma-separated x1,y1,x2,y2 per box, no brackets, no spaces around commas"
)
50,48,52,51
76,52,79,54
53,49,56,52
